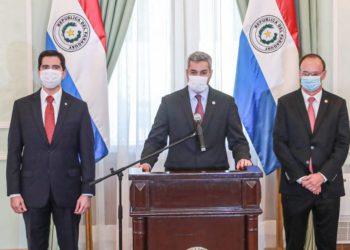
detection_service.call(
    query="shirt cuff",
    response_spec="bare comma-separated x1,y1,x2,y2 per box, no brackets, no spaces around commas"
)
9,194,21,198
319,173,328,182
296,176,306,184
82,193,93,197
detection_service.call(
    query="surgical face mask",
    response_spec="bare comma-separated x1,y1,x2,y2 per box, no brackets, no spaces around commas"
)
300,75,321,92
40,69,62,89
188,75,209,93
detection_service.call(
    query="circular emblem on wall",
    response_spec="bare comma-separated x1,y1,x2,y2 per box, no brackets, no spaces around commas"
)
249,15,286,53
52,13,90,52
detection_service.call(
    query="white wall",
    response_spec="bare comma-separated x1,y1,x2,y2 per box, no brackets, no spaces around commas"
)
0,0,33,248
333,0,350,170
0,0,350,248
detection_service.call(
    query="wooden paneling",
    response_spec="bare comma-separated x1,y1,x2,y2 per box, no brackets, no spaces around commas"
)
129,166,263,250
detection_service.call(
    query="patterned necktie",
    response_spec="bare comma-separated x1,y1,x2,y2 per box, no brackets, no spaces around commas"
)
307,96,316,173
45,96,55,144
195,95,204,119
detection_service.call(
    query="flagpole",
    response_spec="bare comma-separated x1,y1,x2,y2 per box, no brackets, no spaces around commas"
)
85,208,93,250
276,168,284,250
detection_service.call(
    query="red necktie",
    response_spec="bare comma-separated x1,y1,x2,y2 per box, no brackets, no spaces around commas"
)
195,95,205,119
45,96,55,144
307,97,316,173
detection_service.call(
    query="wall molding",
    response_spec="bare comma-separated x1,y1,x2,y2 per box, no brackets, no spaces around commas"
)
0,152,6,161
0,122,9,129
333,0,339,94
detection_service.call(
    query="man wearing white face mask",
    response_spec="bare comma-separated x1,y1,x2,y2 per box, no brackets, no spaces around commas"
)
139,51,252,172
6,50,95,249
273,54,350,250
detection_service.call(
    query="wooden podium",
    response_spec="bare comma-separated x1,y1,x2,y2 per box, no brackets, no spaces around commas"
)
129,166,263,250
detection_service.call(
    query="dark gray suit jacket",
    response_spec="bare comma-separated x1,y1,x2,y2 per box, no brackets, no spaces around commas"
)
6,89,95,208
273,89,350,198
141,86,250,170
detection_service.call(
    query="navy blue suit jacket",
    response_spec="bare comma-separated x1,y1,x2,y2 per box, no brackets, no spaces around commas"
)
6,89,95,208
273,89,350,198
141,86,250,170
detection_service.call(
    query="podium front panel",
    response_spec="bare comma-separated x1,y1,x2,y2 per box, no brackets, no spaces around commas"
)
148,215,245,250
149,178,242,209
129,166,263,250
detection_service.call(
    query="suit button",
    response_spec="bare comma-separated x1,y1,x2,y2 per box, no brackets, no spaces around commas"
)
310,146,315,150
306,160,310,164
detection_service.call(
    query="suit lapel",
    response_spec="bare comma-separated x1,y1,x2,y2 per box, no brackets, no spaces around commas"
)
314,90,329,133
179,87,195,130
51,92,70,144
202,87,216,129
295,89,312,134
31,90,49,144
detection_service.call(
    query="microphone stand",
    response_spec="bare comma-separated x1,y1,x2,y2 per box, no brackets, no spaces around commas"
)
89,132,197,250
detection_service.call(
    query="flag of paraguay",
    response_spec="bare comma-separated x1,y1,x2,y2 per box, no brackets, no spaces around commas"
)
46,0,109,161
234,0,299,174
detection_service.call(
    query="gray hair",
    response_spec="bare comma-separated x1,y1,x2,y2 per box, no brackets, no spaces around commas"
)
187,51,212,71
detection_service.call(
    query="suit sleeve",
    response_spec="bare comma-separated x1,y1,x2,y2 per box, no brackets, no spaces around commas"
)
320,100,350,181
140,97,169,167
79,103,95,195
6,101,23,196
273,99,306,182
227,98,251,162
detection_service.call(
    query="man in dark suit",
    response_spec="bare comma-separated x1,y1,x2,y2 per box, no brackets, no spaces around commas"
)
139,51,251,172
273,53,350,250
6,50,95,250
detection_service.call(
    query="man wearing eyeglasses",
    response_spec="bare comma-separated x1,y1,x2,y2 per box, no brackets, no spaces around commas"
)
273,53,350,250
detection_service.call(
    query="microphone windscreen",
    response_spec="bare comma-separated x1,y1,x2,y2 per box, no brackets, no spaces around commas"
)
193,113,202,122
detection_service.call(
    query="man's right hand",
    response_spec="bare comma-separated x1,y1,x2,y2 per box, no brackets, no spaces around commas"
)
138,163,151,172
10,196,27,214
301,173,323,195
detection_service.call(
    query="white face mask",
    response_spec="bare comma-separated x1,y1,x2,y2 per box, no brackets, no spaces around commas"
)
40,69,62,89
188,75,209,93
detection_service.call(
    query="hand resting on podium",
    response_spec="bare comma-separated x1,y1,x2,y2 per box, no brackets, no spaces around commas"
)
137,163,152,172
235,158,253,171
137,160,252,172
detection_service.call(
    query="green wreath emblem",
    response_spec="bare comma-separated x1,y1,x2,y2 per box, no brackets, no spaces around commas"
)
62,22,81,43
258,24,277,45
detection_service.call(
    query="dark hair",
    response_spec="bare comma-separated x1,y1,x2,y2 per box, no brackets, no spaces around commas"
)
299,53,326,71
187,51,212,71
38,50,66,70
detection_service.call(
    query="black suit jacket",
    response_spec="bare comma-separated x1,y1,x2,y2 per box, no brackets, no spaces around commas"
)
141,86,250,170
6,89,95,208
273,89,350,198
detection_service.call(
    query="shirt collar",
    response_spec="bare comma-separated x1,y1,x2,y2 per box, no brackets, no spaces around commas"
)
301,88,322,104
40,87,63,104
188,85,209,101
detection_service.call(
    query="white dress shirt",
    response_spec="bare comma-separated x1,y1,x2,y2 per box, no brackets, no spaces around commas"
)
40,87,62,124
10,88,92,198
188,86,209,114
301,88,322,117
297,89,327,183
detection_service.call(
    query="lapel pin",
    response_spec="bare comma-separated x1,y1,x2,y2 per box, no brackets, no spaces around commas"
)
212,101,216,105
64,102,68,106
324,99,328,103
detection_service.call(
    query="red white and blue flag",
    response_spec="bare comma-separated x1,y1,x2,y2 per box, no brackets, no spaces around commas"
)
46,0,109,161
234,0,299,174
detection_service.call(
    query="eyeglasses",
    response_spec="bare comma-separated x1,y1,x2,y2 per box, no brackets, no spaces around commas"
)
300,71,324,77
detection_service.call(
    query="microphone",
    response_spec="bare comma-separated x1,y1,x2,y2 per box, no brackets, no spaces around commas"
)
193,113,206,152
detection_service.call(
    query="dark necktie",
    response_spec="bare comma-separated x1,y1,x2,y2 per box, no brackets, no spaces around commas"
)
195,95,204,119
45,96,55,144
307,97,316,173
